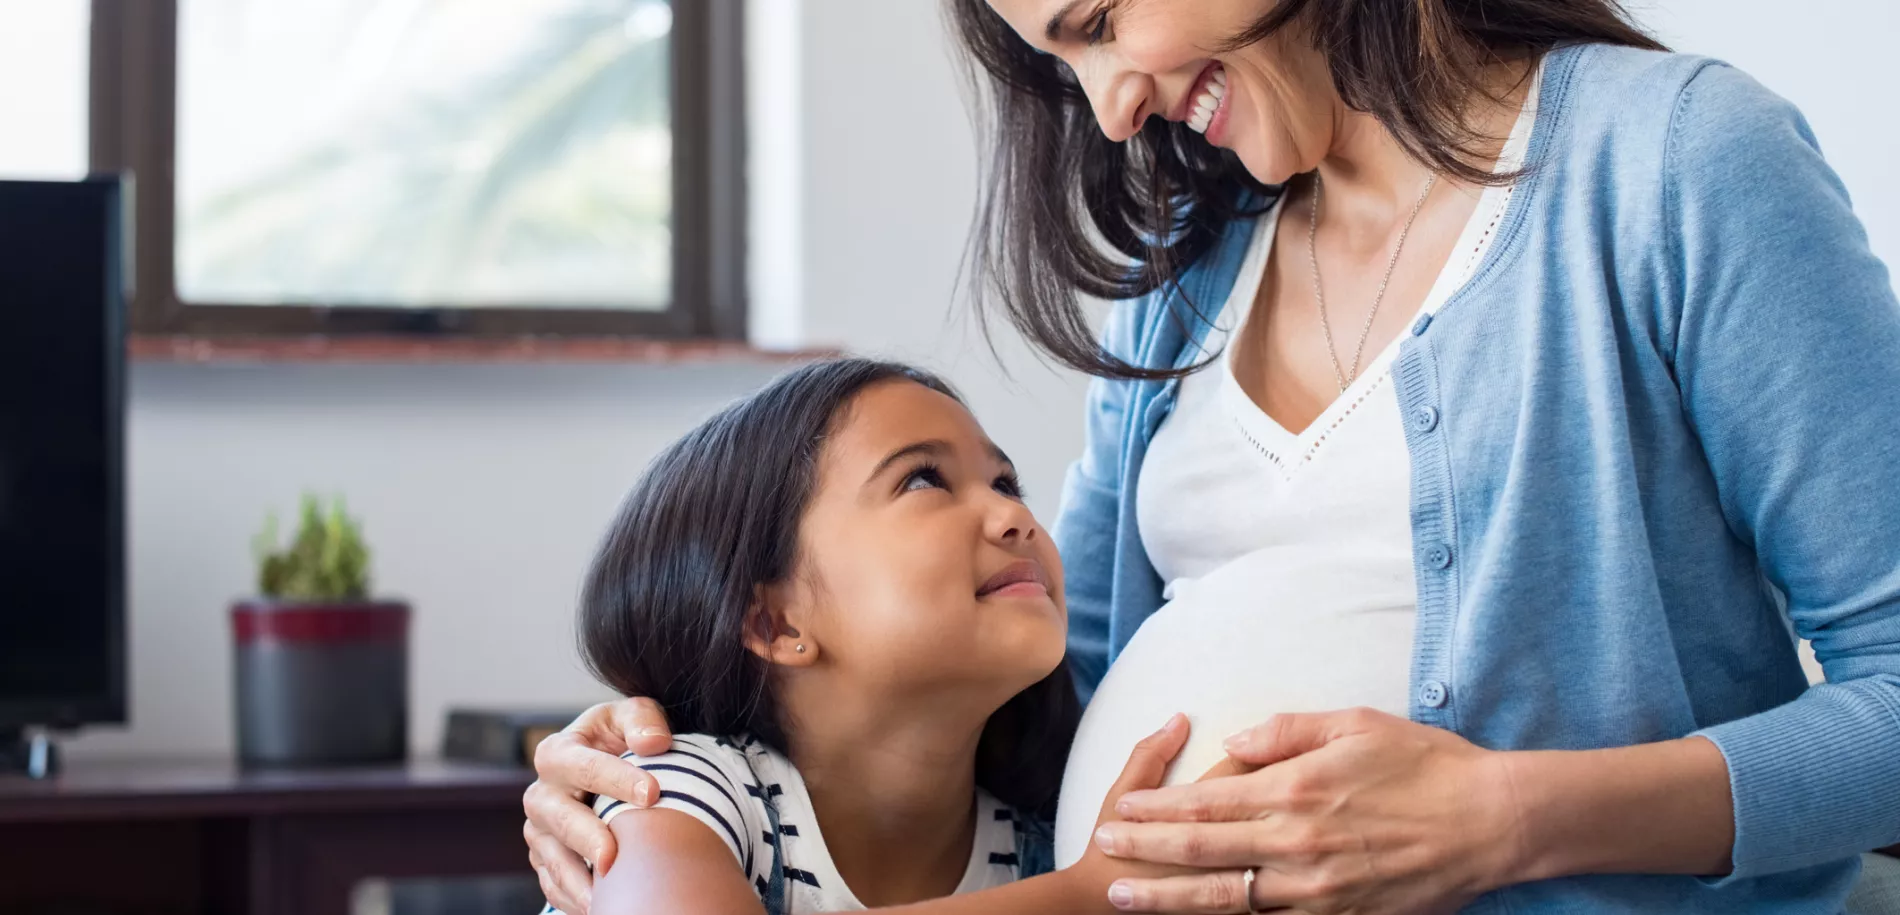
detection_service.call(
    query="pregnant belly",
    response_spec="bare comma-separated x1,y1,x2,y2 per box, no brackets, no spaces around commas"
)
1052,560,1417,866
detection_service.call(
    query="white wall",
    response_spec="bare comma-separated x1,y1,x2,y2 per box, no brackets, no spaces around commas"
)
61,0,1897,757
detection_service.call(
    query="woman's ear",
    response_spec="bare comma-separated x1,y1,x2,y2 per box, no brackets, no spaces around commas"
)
743,582,820,668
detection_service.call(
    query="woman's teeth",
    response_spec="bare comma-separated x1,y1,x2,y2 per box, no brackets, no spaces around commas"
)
1188,66,1227,135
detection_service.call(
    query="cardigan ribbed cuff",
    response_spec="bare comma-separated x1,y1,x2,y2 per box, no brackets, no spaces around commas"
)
1693,677,1900,886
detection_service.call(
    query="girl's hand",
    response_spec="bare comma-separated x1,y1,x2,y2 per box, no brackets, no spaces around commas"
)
1063,714,1211,911
523,698,676,914
1093,708,1519,914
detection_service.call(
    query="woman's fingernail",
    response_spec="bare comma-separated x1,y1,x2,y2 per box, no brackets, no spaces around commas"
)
1108,882,1135,909
634,727,667,738
632,780,654,806
1095,825,1119,853
1224,729,1252,752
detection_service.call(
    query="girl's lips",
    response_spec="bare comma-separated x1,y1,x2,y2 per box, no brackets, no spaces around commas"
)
978,560,1048,598
985,581,1050,599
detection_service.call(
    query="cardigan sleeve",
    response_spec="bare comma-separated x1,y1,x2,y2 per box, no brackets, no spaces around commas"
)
1665,61,1900,881
1052,300,1146,703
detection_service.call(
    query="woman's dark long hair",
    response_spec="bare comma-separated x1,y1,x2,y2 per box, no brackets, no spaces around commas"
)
580,358,1080,817
947,0,1665,380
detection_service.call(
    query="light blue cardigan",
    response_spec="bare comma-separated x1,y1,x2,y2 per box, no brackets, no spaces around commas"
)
1052,43,1900,913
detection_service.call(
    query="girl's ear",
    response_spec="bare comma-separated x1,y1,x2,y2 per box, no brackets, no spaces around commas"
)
743,581,820,668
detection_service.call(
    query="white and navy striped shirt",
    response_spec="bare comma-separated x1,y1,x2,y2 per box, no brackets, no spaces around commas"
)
542,733,1033,914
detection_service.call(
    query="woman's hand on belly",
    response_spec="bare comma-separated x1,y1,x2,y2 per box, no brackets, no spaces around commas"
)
1089,708,1516,914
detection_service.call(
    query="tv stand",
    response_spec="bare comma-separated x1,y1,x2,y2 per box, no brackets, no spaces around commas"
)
0,757,536,914
0,729,58,779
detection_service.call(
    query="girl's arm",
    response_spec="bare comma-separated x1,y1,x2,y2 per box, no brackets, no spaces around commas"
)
594,809,1119,915
589,716,1196,915
880,715,1195,915
594,809,767,915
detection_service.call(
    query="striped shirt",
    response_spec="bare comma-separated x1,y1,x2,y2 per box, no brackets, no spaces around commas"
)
542,733,1037,914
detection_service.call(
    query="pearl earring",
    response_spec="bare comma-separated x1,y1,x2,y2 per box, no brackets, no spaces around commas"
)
794,644,807,654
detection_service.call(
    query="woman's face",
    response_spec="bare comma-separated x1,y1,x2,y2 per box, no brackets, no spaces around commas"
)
783,380,1067,708
985,0,1337,185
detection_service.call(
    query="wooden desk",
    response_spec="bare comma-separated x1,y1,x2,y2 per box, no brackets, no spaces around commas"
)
0,758,535,915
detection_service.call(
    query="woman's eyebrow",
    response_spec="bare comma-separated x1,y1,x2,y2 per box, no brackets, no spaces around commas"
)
1044,0,1084,41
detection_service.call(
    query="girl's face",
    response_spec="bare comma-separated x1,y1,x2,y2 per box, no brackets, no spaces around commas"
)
985,0,1338,186
773,380,1067,709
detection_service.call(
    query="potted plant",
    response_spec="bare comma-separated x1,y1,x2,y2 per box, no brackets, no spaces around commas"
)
232,495,409,766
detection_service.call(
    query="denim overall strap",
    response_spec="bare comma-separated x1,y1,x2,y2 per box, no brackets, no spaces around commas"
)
1011,812,1058,878
736,748,791,915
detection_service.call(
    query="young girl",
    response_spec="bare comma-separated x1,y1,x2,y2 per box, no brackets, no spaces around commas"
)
545,359,1192,915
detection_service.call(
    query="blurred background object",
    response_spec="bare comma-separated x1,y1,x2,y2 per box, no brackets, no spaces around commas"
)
0,176,126,781
175,0,674,310
234,495,410,768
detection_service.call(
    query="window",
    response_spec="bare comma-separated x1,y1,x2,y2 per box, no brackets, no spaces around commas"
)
90,0,744,339
0,0,89,181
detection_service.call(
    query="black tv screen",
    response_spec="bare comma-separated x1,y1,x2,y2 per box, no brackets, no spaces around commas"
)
0,177,127,730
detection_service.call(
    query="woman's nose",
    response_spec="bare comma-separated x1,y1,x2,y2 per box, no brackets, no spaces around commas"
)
1079,60,1152,143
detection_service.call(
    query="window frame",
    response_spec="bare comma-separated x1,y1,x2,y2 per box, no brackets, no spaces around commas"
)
89,0,746,340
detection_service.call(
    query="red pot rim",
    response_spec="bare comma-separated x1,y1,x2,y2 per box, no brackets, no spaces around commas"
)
232,600,410,645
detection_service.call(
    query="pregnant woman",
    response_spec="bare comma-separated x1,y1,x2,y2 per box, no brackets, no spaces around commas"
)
525,0,1900,912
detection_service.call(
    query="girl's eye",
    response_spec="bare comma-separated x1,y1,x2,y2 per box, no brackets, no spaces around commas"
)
993,473,1025,501
901,466,949,493
1085,8,1111,44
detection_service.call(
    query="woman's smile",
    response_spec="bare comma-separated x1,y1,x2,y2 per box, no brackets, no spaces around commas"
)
1178,62,1231,143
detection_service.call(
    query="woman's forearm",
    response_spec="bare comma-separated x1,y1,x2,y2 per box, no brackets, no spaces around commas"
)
1499,735,1735,886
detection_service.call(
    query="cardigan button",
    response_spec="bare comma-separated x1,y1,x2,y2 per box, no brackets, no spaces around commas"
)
1412,406,1440,433
1411,314,1433,336
1419,680,1450,709
1425,543,1454,570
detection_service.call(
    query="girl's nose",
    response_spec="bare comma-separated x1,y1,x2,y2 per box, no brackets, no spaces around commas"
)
985,494,1040,546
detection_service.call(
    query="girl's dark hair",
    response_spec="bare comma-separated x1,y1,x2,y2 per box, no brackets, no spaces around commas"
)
580,358,1080,816
947,0,1665,380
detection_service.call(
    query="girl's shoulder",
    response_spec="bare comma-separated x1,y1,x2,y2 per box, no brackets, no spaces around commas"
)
592,733,784,875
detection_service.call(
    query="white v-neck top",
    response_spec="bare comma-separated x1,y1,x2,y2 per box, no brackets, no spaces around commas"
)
1051,64,1541,867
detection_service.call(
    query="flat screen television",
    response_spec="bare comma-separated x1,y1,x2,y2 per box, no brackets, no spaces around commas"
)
0,177,128,770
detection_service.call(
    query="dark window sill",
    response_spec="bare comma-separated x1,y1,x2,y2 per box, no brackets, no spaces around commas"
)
128,335,836,366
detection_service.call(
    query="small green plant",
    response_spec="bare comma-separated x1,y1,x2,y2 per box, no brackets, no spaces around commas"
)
253,494,372,601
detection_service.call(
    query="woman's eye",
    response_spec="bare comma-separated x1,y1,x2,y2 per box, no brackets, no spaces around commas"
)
993,474,1025,500
1085,9,1111,44
901,467,948,493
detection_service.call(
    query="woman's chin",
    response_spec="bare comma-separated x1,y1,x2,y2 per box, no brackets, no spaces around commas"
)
1236,148,1299,188
1221,129,1302,186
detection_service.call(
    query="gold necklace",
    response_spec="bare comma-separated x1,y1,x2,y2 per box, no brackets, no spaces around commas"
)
1306,171,1440,393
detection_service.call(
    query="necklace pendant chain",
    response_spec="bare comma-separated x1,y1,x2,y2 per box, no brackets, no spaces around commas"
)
1307,171,1440,394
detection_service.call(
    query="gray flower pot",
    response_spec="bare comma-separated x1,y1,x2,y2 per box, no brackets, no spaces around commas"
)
231,599,410,766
